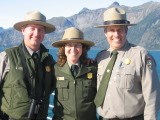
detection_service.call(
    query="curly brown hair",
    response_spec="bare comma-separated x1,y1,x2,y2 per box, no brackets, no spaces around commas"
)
57,44,90,66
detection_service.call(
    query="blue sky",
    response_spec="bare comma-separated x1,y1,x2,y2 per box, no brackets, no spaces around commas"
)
0,0,159,29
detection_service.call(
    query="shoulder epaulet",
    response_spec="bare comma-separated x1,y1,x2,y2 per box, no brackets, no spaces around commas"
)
99,49,106,53
96,49,106,55
5,46,18,52
130,43,146,51
95,49,108,59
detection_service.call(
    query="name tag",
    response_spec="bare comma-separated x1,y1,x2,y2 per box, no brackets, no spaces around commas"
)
57,77,64,80
98,65,103,69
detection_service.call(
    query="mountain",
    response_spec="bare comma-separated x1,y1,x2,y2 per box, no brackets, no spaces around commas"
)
0,27,3,32
1,1,160,50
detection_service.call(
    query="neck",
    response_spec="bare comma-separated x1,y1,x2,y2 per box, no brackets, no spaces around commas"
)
68,60,79,65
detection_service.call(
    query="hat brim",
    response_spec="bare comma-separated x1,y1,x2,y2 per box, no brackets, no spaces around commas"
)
95,23,136,28
52,39,95,47
14,21,56,33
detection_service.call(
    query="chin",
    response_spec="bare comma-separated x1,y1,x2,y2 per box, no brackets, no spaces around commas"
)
114,44,124,49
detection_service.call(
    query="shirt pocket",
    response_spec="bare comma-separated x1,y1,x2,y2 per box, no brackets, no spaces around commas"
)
56,81,69,101
116,66,135,90
82,80,97,100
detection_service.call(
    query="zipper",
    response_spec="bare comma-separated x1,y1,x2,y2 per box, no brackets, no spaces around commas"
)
74,79,77,120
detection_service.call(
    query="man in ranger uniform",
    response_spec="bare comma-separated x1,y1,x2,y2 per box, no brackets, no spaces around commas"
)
94,7,160,120
0,11,56,119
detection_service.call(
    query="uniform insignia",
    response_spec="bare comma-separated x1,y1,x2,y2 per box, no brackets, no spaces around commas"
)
87,73,93,79
45,66,51,72
146,56,152,69
124,58,131,65
57,77,64,80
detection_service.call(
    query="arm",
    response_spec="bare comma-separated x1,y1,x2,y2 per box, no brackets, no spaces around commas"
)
0,51,10,84
141,51,160,120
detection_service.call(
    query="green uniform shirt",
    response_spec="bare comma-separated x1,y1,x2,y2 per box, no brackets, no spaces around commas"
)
53,62,97,120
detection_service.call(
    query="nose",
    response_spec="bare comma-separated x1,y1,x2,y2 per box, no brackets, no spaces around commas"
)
113,31,119,36
34,29,39,36
70,46,77,50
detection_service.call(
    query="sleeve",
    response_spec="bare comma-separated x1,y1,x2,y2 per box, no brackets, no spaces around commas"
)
95,50,105,62
141,50,160,120
0,51,10,84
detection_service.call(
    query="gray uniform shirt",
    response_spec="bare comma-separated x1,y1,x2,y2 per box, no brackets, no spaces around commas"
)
0,51,9,84
96,42,160,120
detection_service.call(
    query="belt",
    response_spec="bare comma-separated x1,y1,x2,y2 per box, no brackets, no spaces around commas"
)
101,114,144,120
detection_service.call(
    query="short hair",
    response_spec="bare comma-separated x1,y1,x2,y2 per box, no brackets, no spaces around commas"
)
104,26,128,33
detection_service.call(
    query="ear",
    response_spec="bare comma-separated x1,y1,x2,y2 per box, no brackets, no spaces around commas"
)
104,27,108,37
21,27,25,35
104,32,108,38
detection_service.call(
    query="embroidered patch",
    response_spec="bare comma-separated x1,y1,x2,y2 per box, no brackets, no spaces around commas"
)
146,56,152,69
87,73,93,79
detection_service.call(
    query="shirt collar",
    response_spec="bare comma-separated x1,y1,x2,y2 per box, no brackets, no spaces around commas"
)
108,41,130,57
67,61,80,68
25,45,40,56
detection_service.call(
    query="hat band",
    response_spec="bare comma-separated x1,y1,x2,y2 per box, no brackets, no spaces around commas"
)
28,19,46,22
63,38,83,40
104,20,130,25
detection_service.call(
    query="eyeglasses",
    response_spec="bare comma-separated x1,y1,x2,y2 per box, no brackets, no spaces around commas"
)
65,43,82,48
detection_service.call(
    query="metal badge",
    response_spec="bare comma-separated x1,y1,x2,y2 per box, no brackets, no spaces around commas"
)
124,58,131,65
87,73,93,79
45,66,51,72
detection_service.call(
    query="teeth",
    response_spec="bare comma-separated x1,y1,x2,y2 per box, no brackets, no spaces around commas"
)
113,39,120,42
71,54,76,56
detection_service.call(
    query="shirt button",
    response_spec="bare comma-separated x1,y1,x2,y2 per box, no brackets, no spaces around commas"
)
107,69,110,72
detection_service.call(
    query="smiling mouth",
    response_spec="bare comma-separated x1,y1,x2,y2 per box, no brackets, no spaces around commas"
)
70,54,77,56
113,38,122,43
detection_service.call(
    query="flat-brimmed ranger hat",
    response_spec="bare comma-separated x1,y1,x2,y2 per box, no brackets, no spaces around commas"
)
96,7,136,28
52,27,95,47
14,10,56,33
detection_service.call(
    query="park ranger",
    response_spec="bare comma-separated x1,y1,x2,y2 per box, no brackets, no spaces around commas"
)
52,27,97,120
0,11,56,119
94,7,160,120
